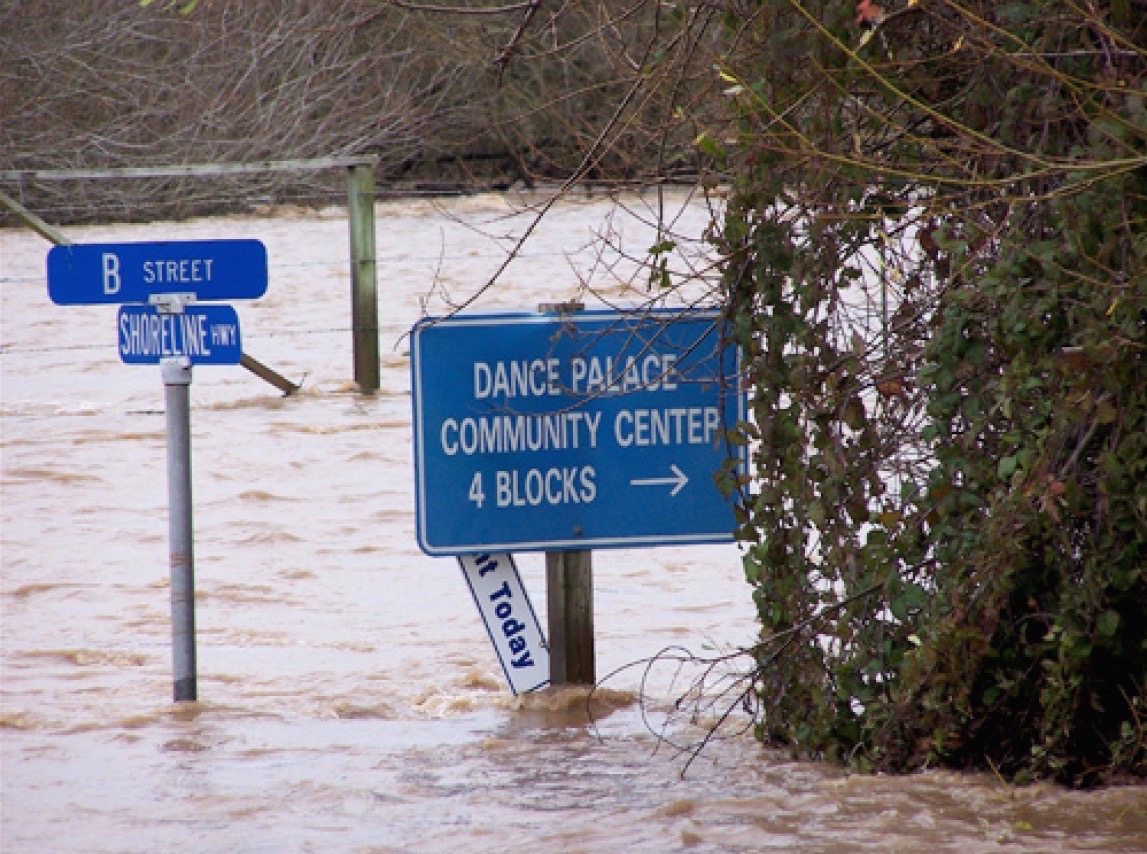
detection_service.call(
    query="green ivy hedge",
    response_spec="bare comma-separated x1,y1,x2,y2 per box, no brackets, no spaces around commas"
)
711,0,1146,785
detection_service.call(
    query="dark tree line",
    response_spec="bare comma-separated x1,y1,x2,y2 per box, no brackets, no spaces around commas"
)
0,0,722,223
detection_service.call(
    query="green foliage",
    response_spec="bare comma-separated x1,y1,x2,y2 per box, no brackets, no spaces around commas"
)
715,0,1147,785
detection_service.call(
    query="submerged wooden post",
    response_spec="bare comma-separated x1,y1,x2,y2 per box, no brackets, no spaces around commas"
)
0,188,71,245
239,353,300,396
546,550,595,685
347,162,379,393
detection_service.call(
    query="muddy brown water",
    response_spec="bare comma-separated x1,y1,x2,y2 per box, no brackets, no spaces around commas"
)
3,192,1144,852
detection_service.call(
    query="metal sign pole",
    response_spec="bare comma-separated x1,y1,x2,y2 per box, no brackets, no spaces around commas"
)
43,239,270,704
162,354,197,702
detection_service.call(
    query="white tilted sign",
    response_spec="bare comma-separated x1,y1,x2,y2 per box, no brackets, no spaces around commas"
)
458,553,549,694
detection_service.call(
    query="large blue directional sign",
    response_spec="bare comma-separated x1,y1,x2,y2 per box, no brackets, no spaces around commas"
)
117,304,242,365
47,239,267,305
410,308,746,555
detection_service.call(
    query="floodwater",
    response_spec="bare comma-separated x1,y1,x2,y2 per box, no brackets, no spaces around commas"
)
2,190,1144,852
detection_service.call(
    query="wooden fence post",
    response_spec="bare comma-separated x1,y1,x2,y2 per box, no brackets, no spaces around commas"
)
347,163,379,393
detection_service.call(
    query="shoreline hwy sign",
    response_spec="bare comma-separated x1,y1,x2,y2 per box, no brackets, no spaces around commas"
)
47,239,267,305
410,308,746,555
117,304,242,365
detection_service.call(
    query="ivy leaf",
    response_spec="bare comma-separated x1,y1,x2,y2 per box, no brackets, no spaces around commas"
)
878,510,903,527
1097,610,1121,637
842,396,867,431
1095,399,1118,425
965,339,987,367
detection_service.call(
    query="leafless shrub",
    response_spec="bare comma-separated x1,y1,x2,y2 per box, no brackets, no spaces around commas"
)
2,1,425,220
0,0,727,224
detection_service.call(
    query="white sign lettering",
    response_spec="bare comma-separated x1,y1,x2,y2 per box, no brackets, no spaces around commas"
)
102,253,121,294
440,348,710,513
142,258,215,285
119,311,215,360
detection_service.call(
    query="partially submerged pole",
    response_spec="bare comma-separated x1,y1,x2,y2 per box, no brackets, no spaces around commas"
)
0,188,71,245
347,162,379,393
546,550,595,685
538,301,595,685
162,355,197,702
239,353,299,396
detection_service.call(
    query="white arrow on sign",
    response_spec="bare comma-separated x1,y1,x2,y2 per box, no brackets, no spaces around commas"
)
630,463,689,497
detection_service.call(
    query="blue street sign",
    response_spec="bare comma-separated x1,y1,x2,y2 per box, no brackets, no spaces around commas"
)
47,239,267,305
410,308,746,555
117,304,242,365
